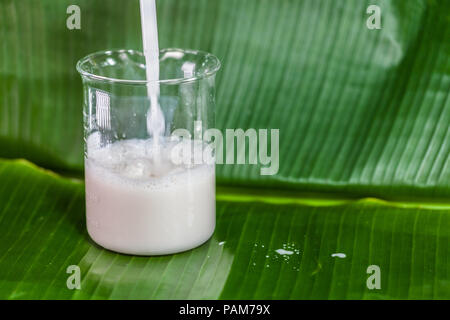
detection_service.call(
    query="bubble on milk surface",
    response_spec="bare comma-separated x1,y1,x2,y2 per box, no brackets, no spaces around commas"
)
122,158,151,179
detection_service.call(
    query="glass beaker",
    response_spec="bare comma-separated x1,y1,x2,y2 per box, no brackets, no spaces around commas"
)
77,49,220,255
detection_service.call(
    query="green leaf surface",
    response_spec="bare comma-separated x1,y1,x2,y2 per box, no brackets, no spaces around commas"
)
1,0,449,301
0,159,448,299
0,0,449,199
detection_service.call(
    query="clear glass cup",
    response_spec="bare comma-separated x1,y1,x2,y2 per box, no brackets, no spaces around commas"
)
76,49,220,255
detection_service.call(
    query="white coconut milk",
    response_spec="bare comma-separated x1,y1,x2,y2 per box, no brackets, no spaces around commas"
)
85,136,215,255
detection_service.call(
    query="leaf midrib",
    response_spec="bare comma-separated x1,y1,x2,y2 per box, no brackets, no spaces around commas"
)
3,158,449,210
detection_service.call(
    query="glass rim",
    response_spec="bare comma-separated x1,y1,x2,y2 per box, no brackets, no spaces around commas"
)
76,48,221,85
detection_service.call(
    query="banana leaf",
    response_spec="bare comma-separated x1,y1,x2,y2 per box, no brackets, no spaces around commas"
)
1,0,448,199
0,159,448,299
0,0,449,300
